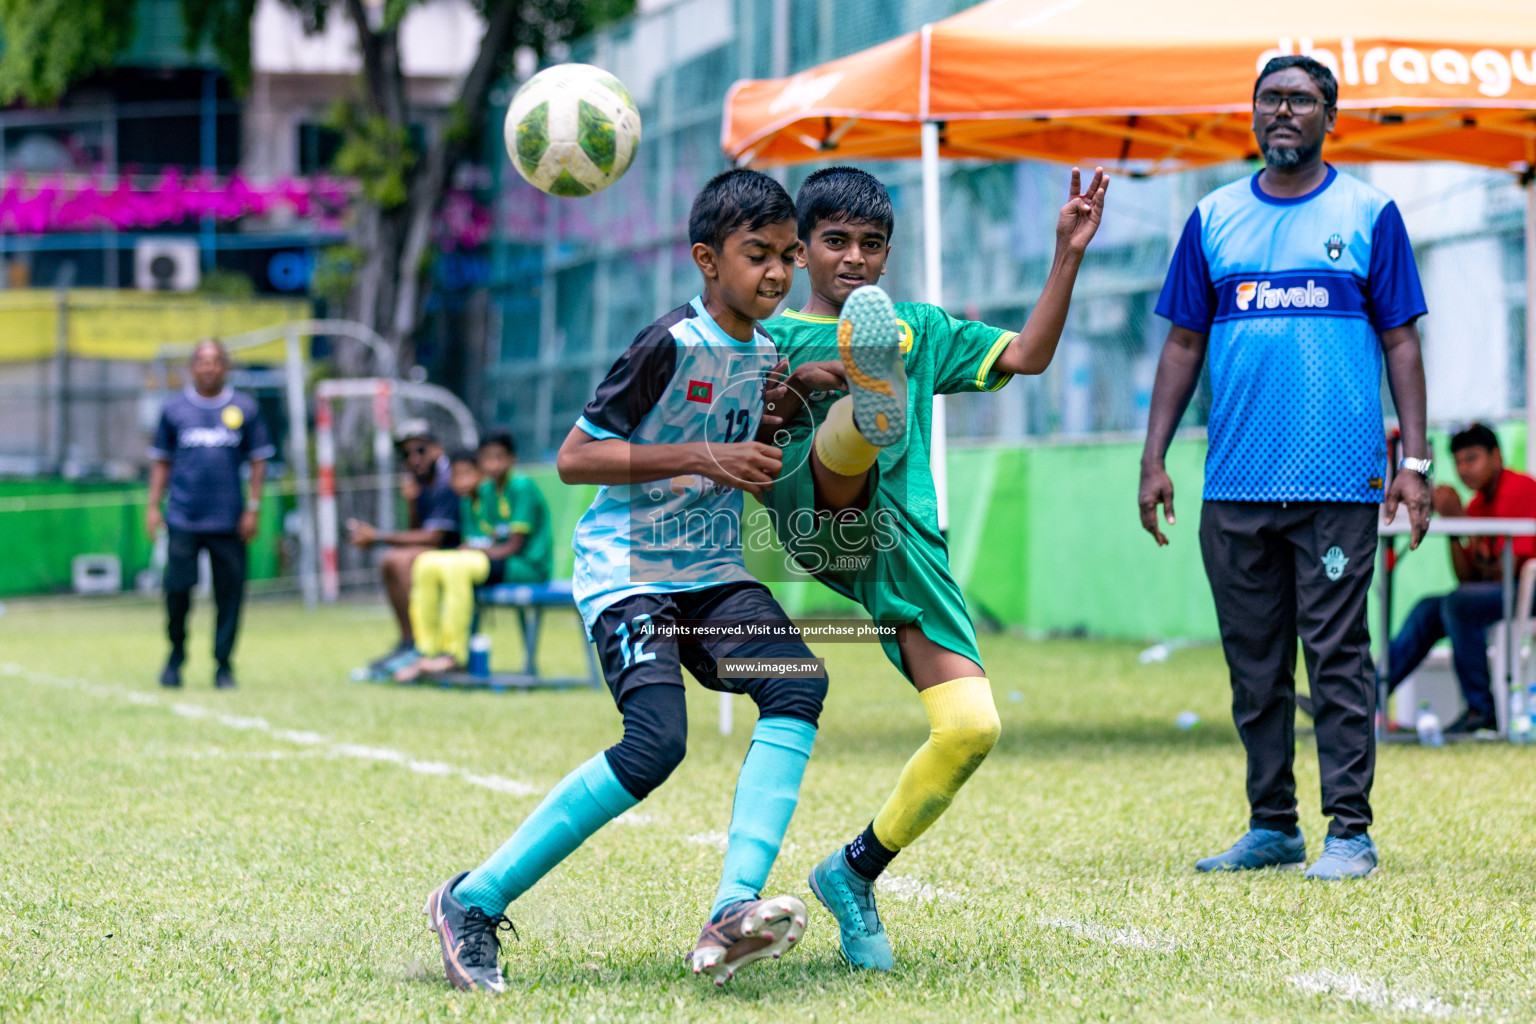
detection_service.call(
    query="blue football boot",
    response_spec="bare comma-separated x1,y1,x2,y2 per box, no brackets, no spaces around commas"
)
1304,834,1378,881
1194,827,1306,873
807,849,894,971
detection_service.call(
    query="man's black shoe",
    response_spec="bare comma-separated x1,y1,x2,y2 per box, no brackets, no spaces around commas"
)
159,663,183,688
214,667,238,690
1444,709,1496,735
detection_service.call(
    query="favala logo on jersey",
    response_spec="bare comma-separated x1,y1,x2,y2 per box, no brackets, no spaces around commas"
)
1234,280,1330,311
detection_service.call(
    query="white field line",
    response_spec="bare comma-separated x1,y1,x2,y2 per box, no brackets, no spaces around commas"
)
613,811,655,826
877,874,965,905
1,662,541,798
1287,970,1456,1019
686,830,730,850
1041,915,1464,1018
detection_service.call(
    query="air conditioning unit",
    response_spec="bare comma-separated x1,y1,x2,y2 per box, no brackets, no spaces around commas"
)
134,237,201,292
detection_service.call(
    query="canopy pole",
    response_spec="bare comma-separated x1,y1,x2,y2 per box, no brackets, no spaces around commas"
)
1526,175,1535,470
922,121,949,533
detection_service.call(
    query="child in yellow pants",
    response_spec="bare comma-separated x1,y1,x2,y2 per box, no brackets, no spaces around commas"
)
404,548,494,674
396,435,554,680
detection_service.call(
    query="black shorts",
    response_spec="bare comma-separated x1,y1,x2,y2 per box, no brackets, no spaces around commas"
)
590,581,819,707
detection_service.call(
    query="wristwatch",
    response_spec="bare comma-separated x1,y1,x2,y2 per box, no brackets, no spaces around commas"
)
1398,457,1434,479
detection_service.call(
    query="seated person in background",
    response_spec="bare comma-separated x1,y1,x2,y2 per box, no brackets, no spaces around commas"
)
1387,422,1536,734
348,420,462,673
395,433,553,680
469,431,554,586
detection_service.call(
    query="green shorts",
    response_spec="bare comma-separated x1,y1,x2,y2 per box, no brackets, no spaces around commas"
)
760,432,983,680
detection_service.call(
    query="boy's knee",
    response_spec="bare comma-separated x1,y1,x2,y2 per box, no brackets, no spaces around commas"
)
752,671,827,726
927,679,1000,763
607,685,689,800
606,729,685,801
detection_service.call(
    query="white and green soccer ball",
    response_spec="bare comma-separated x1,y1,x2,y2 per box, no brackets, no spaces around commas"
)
504,63,641,198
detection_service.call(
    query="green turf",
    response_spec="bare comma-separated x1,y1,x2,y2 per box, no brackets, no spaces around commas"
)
3,598,1534,1022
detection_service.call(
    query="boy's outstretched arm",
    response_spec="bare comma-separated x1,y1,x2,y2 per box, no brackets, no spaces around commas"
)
557,427,783,496
993,167,1109,376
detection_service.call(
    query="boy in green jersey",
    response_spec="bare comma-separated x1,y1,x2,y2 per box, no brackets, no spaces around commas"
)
759,165,1108,970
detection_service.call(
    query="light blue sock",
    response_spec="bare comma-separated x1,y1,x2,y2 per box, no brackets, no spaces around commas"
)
711,717,817,919
454,752,637,915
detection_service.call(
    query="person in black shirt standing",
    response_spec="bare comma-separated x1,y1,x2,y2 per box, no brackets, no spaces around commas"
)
147,339,275,690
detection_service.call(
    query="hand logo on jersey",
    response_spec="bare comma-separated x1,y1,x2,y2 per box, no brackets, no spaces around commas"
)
1325,234,1345,262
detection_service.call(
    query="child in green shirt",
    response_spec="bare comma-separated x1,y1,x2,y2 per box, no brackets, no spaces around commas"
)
759,164,1107,970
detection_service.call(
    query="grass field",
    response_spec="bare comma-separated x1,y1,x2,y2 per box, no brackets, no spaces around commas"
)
3,597,1535,1023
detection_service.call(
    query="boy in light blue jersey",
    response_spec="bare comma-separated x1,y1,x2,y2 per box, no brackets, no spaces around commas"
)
425,169,827,992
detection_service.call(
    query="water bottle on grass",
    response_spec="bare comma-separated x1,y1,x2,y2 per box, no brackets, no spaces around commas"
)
468,633,492,678
1415,701,1444,748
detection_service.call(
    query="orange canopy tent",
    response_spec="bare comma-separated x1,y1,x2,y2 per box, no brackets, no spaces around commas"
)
724,0,1536,170
723,0,1536,526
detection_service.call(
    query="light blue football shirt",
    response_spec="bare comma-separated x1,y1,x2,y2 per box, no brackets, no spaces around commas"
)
1156,166,1427,503
571,296,778,633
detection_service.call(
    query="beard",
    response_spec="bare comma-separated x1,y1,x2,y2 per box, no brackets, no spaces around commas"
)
1262,135,1322,170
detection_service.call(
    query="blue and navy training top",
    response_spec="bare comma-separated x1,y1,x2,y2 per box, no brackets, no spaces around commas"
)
414,456,462,544
1155,166,1427,504
570,296,777,633
150,387,276,533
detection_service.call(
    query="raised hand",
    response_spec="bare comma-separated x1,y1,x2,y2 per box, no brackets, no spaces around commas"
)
1057,166,1109,256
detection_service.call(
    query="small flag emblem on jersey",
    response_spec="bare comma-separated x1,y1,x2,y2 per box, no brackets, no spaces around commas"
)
1325,234,1344,261
686,380,712,403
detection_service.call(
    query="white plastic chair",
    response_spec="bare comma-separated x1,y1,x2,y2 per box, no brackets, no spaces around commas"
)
1489,558,1536,733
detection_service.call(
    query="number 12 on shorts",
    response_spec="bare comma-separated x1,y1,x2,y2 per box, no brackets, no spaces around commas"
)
615,613,657,668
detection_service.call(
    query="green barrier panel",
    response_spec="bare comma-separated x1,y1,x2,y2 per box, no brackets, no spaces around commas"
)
0,481,287,597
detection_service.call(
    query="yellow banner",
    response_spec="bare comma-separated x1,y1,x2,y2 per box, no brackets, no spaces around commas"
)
0,290,310,363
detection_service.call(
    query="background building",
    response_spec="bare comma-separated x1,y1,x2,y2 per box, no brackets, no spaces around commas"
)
483,0,1529,459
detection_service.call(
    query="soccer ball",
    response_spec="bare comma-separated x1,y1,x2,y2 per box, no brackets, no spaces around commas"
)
505,63,641,198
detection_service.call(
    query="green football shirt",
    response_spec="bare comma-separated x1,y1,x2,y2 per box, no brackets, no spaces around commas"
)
759,302,1015,675
466,474,553,582
505,473,554,582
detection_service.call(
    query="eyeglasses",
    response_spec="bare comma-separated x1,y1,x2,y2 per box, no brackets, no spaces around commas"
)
1255,92,1322,114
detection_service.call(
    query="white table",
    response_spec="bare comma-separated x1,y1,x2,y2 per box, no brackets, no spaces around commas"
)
1377,508,1536,739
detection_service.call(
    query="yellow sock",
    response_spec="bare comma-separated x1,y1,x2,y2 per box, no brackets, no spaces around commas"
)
813,395,882,477
871,676,1000,850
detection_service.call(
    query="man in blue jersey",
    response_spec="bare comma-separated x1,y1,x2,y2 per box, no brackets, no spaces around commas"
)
423,169,826,993
1138,56,1431,881
148,339,275,690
